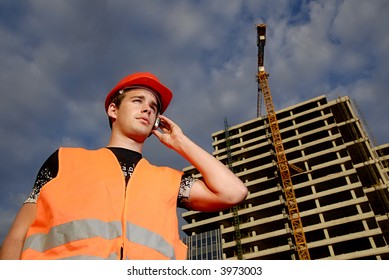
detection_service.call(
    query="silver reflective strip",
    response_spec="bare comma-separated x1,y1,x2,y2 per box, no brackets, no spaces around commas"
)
126,222,176,259
23,219,122,253
59,253,117,260
23,219,176,260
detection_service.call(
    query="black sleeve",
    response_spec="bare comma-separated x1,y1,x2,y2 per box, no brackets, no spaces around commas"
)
177,175,195,210
24,149,59,203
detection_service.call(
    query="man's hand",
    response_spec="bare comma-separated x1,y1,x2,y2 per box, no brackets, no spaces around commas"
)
151,115,185,151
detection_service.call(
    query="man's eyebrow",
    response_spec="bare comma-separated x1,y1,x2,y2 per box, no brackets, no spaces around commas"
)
130,94,158,109
129,94,146,100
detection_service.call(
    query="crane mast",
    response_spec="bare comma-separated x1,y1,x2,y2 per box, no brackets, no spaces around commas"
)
256,24,310,260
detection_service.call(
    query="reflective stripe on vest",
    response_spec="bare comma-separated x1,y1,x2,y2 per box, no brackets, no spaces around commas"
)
23,219,176,260
23,219,121,253
60,253,118,260
126,222,176,259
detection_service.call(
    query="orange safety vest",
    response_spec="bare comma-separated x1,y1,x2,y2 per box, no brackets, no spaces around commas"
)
21,147,188,260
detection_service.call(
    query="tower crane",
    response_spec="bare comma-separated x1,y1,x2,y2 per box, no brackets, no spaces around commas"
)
256,24,310,260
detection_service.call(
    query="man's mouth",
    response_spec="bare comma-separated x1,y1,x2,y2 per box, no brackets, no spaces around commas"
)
137,117,150,126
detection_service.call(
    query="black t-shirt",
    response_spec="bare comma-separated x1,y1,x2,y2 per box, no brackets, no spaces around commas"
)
25,148,193,210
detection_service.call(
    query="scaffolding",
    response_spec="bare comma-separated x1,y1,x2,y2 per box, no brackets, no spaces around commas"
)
224,117,244,260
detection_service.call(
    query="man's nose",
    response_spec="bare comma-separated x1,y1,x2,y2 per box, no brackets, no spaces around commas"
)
142,105,152,114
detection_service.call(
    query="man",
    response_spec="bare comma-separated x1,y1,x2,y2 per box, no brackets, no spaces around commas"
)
0,72,247,260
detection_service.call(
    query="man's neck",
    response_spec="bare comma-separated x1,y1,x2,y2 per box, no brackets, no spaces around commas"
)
107,134,144,154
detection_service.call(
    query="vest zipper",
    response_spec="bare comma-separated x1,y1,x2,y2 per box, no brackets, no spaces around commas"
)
121,176,129,260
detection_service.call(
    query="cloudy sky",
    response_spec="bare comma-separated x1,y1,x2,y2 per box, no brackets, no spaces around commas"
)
0,0,388,245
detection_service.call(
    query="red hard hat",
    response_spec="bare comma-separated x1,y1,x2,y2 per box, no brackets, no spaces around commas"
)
105,72,173,114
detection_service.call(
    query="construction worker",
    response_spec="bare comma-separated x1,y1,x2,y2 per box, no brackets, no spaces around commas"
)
0,72,247,260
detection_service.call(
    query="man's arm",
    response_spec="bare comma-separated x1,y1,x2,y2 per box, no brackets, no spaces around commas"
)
152,115,248,212
0,203,37,259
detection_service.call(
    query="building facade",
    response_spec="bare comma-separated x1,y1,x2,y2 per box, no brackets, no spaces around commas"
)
182,228,223,260
181,95,389,260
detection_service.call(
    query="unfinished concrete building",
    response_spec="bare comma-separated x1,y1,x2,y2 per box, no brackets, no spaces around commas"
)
181,95,389,260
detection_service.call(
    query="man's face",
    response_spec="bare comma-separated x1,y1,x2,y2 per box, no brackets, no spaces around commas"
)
109,88,159,142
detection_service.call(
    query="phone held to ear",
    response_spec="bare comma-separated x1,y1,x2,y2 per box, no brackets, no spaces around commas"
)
153,117,160,130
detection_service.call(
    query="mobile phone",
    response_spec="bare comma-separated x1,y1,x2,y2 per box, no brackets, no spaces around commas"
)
153,117,160,130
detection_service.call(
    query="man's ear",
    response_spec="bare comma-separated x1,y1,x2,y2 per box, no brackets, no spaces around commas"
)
107,103,118,120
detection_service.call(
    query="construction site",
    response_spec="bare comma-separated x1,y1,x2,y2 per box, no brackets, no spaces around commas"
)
181,24,389,260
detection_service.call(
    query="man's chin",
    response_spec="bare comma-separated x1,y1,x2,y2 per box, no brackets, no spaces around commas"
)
129,130,152,143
